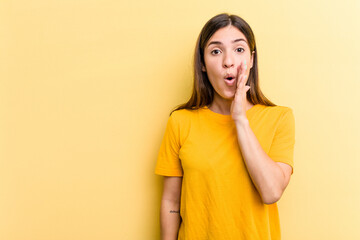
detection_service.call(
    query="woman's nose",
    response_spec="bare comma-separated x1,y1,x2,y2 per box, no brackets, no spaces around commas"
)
223,53,234,68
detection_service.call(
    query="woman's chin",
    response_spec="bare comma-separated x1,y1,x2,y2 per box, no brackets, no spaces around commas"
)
215,89,236,100
223,91,236,99
221,93,235,100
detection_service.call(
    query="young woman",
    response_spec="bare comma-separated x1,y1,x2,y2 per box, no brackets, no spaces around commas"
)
155,13,295,240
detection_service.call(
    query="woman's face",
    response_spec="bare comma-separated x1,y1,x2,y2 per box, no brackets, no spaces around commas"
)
203,25,254,100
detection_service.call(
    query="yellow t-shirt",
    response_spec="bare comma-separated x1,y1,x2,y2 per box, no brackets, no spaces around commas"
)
155,104,295,240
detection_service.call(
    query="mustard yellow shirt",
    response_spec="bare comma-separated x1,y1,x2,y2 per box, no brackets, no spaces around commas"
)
155,104,295,240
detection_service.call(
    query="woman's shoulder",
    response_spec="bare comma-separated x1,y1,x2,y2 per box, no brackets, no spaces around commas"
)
168,108,195,142
260,104,293,113
167,108,198,127
170,107,201,119
257,104,294,121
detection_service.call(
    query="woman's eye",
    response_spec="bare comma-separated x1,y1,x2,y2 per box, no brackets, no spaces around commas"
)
211,49,221,55
236,48,245,53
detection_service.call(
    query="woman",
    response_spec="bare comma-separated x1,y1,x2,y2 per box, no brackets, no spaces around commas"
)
155,13,295,240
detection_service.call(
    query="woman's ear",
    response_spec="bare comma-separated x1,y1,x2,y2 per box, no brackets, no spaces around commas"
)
250,51,255,69
202,65,206,72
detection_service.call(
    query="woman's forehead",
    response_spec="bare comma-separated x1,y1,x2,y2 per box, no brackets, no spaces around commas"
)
206,26,248,47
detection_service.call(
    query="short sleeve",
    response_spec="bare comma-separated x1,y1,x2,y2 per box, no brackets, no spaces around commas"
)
154,113,183,177
268,108,295,175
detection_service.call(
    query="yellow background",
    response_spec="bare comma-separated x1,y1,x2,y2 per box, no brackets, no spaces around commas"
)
1,0,359,239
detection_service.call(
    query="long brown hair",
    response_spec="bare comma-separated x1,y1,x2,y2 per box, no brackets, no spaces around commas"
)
170,13,276,116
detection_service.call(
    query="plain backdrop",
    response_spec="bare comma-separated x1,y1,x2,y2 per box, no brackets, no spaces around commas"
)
1,0,359,239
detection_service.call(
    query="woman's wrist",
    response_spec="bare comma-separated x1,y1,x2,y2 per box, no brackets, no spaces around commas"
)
233,116,249,126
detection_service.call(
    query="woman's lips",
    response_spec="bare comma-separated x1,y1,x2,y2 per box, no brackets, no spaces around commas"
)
224,77,236,86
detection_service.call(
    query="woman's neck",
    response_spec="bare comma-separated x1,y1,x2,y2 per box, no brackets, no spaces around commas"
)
208,93,254,115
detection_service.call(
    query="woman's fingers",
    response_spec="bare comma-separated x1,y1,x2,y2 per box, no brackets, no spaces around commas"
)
235,75,245,98
237,70,241,88
237,61,246,87
240,75,247,93
236,65,242,88
241,60,248,91
235,60,250,99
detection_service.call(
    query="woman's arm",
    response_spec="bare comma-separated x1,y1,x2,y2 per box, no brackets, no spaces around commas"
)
234,118,292,204
160,176,182,240
230,61,292,204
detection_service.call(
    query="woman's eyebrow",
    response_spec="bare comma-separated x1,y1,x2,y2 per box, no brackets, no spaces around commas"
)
207,38,247,47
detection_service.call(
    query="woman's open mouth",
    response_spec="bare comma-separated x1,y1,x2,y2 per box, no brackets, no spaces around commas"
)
224,76,236,86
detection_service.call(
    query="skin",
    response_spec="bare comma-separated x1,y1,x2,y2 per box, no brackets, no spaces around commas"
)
202,25,254,115
203,25,292,204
